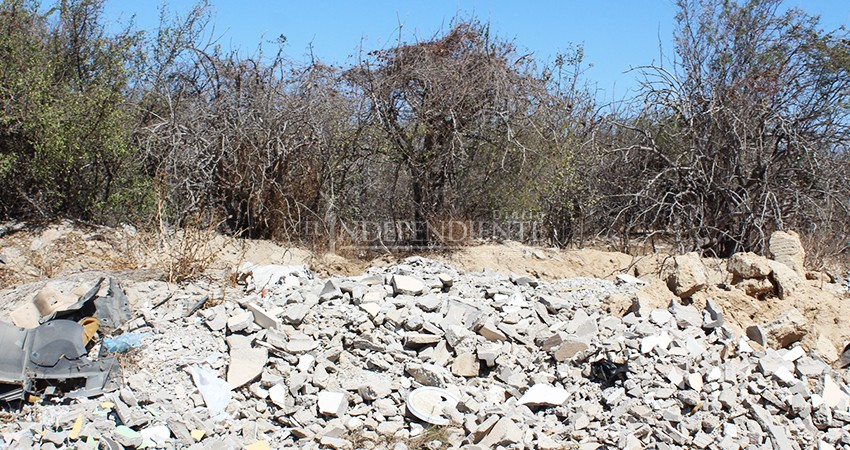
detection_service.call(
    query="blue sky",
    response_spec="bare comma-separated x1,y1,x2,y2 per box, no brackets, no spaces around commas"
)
104,1,849,102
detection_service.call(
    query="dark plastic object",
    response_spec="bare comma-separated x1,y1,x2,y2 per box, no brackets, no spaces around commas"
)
589,359,629,386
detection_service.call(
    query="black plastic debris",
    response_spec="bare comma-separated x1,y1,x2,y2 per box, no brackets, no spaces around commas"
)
589,358,629,387
40,278,132,332
0,320,120,402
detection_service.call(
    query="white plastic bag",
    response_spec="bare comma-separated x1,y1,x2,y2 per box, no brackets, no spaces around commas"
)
188,365,232,420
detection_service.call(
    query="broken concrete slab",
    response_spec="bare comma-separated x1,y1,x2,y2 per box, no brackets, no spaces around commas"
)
227,347,268,389
391,275,426,296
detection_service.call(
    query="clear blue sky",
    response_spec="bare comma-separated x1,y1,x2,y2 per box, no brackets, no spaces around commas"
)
104,1,849,102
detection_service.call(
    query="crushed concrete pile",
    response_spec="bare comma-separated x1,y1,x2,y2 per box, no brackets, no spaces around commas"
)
0,252,849,450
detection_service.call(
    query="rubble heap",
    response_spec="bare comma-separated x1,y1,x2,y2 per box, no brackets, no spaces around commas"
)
1,255,849,449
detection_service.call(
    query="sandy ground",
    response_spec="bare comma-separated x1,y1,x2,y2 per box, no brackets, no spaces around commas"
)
1,221,847,358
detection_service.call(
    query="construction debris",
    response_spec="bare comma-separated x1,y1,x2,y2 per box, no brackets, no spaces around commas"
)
0,256,848,449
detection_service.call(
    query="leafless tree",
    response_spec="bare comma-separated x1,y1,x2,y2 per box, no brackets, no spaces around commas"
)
599,0,850,256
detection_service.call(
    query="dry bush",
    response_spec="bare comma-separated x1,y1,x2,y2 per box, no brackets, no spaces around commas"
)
571,0,850,257
150,188,230,283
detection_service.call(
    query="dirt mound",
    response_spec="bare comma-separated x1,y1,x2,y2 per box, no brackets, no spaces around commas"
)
1,223,848,356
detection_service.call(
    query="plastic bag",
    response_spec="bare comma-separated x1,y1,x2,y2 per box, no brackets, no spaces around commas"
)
103,331,149,353
188,365,232,421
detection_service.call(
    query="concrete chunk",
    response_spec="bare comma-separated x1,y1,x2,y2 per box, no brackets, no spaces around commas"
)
728,252,772,279
317,391,348,417
226,311,254,333
451,352,480,377
391,275,426,296
227,347,268,389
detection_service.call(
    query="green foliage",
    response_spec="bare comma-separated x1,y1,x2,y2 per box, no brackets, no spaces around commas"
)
0,0,147,221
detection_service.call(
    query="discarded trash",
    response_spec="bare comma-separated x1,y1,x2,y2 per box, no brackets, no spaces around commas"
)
405,386,459,425
589,358,629,386
0,319,120,402
41,278,132,332
188,365,232,420
103,331,149,353
237,263,311,291
80,317,100,345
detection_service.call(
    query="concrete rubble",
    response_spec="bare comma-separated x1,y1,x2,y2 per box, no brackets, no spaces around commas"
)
0,254,848,449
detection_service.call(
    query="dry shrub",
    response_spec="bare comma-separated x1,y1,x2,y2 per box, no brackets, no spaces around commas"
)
154,224,222,283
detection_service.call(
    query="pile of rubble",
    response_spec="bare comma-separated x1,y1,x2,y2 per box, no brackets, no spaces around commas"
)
0,251,849,449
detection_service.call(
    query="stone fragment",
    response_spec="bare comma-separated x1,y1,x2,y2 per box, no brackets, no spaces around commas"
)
317,391,348,417
738,278,775,297
113,425,142,448
769,230,806,274
477,417,523,448
437,273,454,288
320,280,343,301
226,311,254,333
320,436,352,449
649,309,673,326
403,333,442,347
405,363,446,387
245,441,271,450
669,301,703,329
416,295,442,312
703,299,724,329
241,302,280,329
748,402,794,450
281,304,311,325
285,334,318,354
666,252,708,298
451,352,480,377
763,307,808,348
823,376,850,409
687,373,703,392
612,273,646,287
391,275,426,296
553,338,590,361
728,252,772,279
268,384,288,408
478,323,507,342
227,347,268,389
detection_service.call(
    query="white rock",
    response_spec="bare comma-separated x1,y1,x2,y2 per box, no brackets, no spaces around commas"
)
640,335,658,354
615,274,646,286
706,367,722,382
667,367,683,387
649,309,673,326
318,391,348,417
226,311,254,333
773,366,797,384
391,275,426,296
823,376,850,409
738,337,754,353
782,346,806,362
687,373,703,392
297,354,315,372
811,393,825,409
227,347,268,389
268,384,288,408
